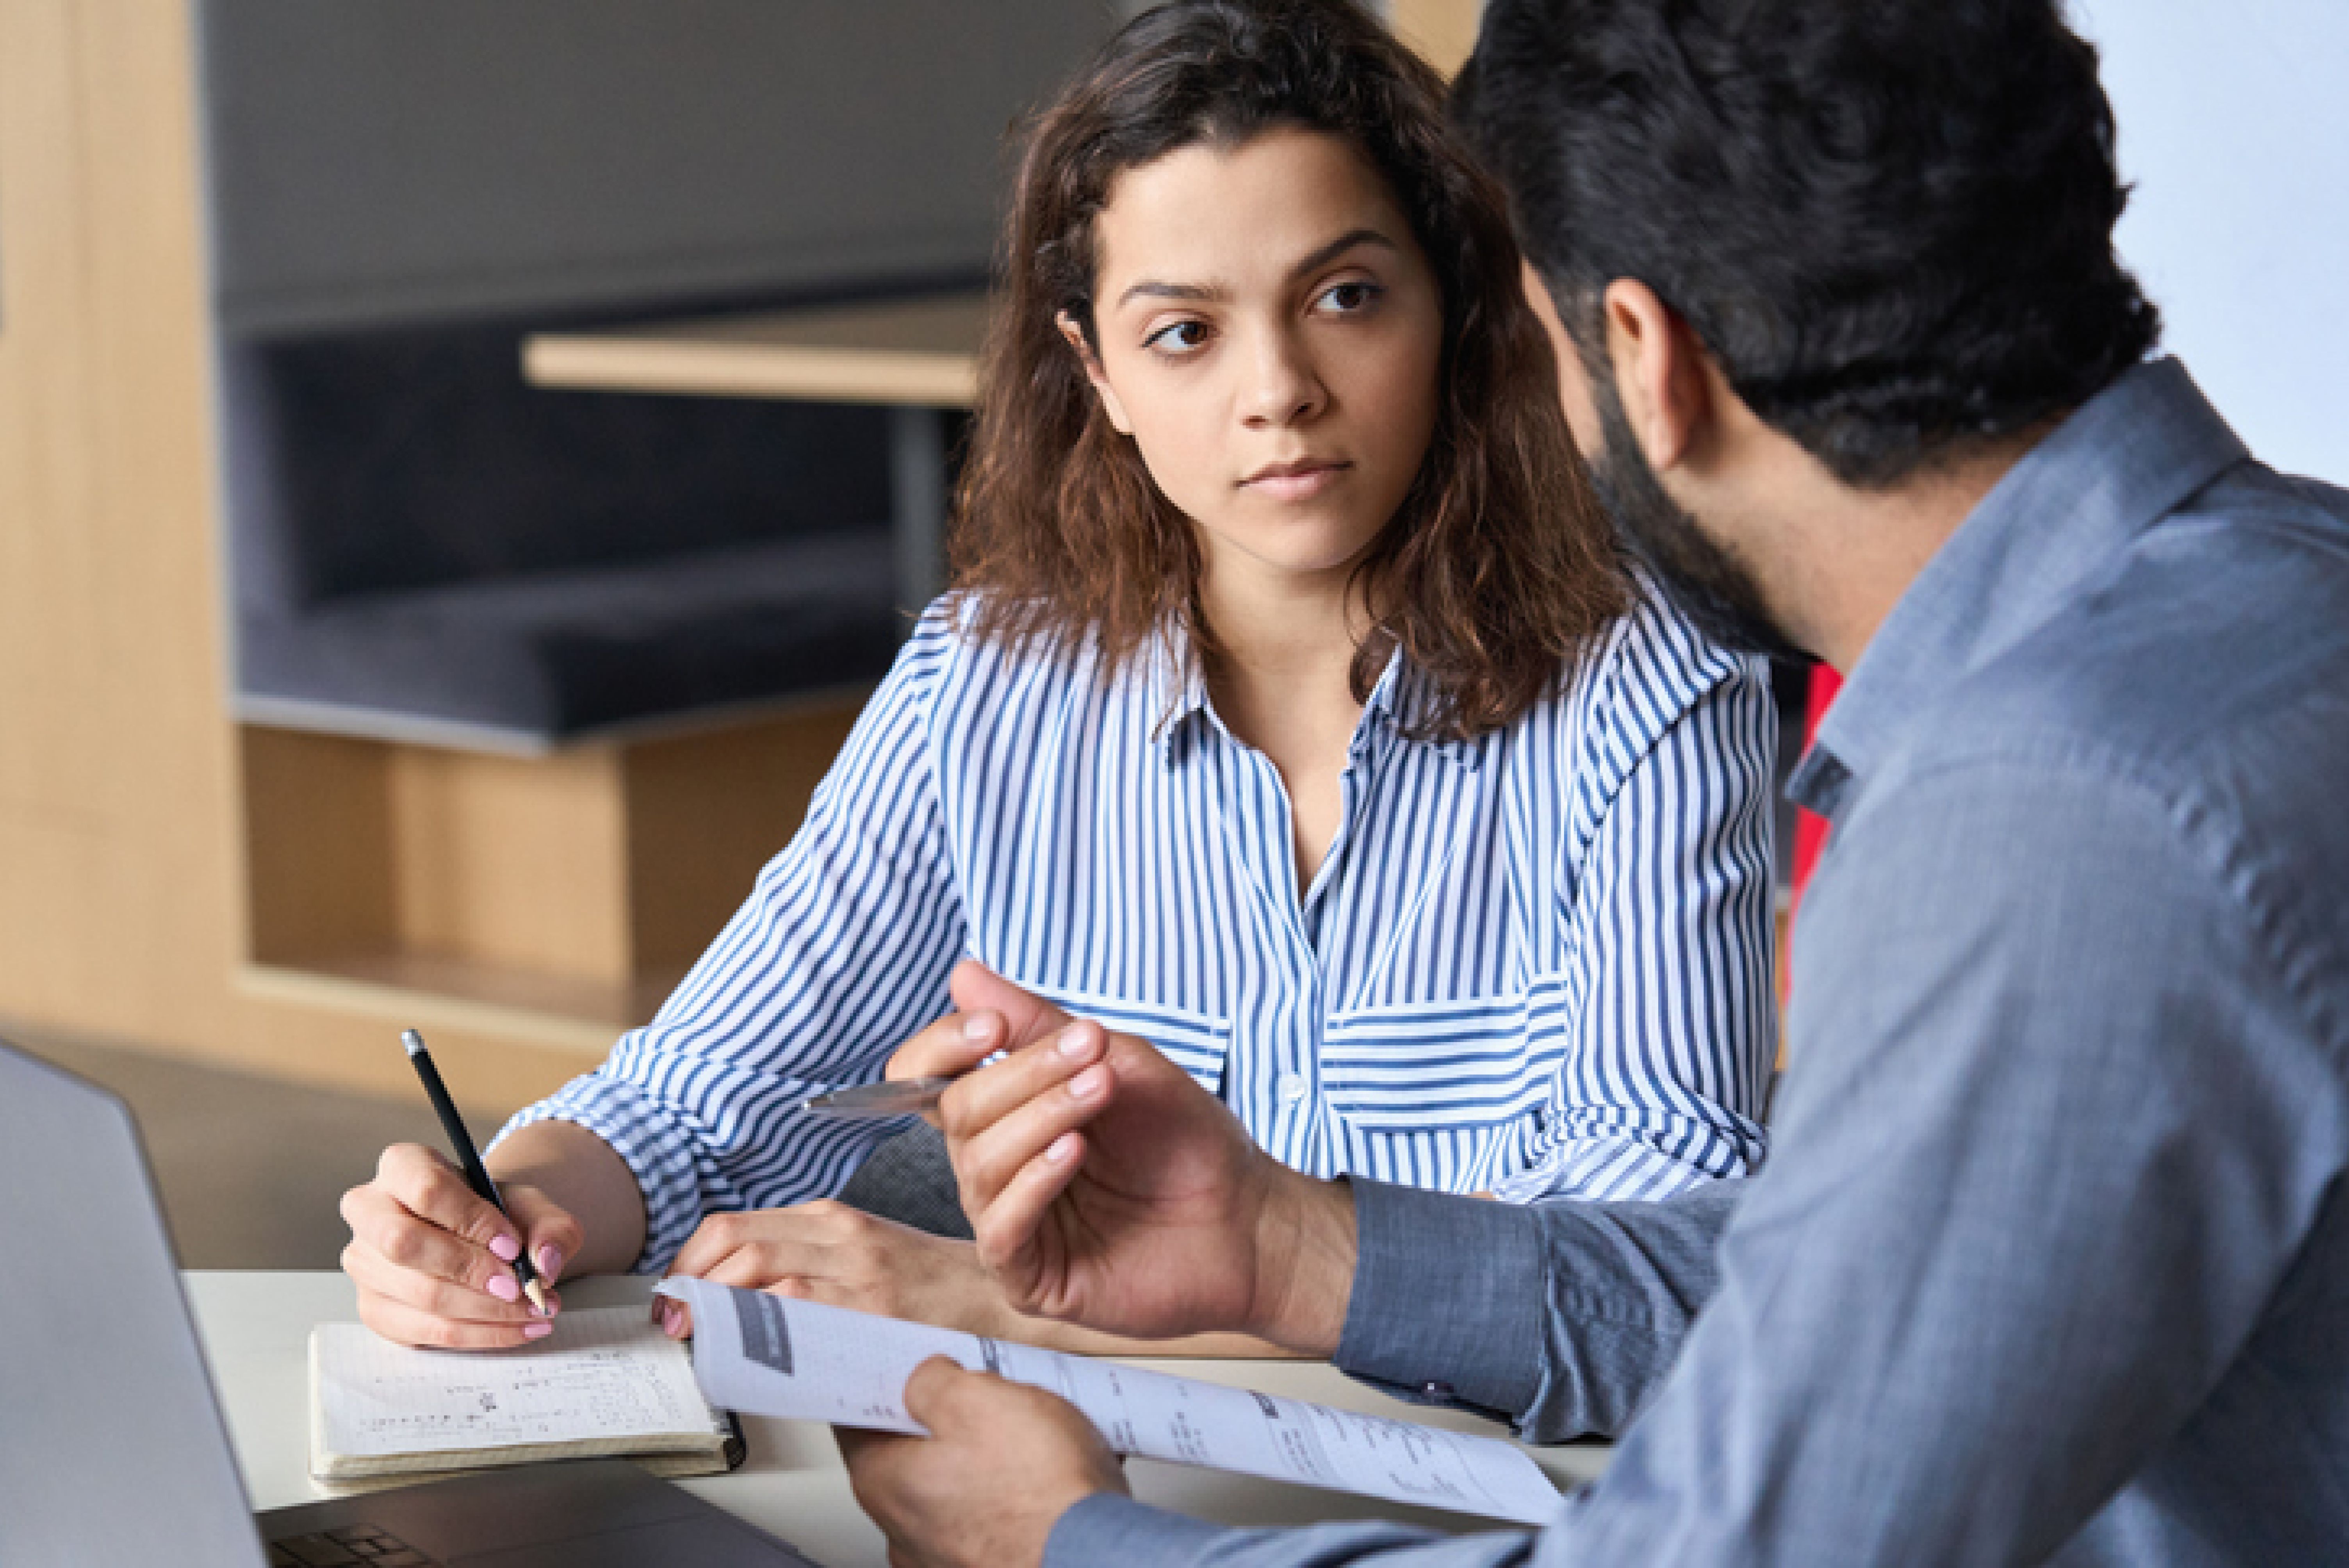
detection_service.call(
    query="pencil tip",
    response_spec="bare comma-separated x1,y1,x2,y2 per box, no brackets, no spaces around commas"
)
524,1278,552,1316
401,1029,427,1057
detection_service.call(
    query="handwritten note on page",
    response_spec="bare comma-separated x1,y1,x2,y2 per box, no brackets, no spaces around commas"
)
656,1276,1563,1526
310,1305,724,1477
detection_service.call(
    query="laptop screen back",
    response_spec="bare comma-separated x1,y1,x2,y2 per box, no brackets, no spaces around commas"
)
0,1041,267,1565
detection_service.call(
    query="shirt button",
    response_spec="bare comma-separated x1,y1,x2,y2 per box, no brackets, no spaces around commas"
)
1277,1074,1308,1105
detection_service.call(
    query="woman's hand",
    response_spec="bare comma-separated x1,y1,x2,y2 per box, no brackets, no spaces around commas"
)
339,1143,579,1349
659,1202,1012,1339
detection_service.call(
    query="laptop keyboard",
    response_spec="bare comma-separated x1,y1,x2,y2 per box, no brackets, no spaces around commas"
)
266,1523,443,1566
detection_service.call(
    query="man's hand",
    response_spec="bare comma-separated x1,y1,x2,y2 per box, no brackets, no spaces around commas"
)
838,1357,1125,1568
892,962,1358,1352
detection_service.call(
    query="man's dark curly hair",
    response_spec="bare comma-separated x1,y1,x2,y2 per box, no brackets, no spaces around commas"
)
1452,0,2163,486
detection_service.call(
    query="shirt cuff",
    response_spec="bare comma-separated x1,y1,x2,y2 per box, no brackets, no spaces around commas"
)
492,1073,709,1273
1046,1494,1246,1568
1336,1180,1546,1427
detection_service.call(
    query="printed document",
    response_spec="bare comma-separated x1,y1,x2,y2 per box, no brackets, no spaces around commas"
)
656,1276,1562,1525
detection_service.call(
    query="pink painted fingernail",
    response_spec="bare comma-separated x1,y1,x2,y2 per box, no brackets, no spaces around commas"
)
522,1321,554,1340
486,1273,520,1303
488,1233,521,1262
536,1245,564,1280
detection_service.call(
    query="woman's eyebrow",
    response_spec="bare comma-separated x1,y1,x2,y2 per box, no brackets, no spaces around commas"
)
1113,228,1401,311
1285,227,1399,280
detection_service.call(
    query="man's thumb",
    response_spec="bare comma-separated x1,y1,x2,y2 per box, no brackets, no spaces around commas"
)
901,1355,981,1435
948,960,1072,1051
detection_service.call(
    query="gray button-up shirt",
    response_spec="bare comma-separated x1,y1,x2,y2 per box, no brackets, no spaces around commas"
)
1048,358,2349,1566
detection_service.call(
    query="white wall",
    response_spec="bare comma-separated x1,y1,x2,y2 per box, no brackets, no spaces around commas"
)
2073,0,2349,484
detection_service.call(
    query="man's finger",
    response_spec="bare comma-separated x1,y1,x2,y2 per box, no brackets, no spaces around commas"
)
888,1007,1009,1086
971,1133,1087,1284
939,1020,1108,1149
900,1354,987,1433
947,960,1073,1049
950,1049,1114,1213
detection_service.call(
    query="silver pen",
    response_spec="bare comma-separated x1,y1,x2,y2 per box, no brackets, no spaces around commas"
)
802,1075,958,1118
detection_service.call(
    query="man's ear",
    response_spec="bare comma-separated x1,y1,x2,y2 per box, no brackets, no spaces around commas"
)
1057,311,1135,435
1600,280,1713,474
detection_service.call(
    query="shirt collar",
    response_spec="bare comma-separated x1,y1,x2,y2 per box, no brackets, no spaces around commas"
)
1788,356,2249,819
1140,621,1214,754
1142,623,1470,770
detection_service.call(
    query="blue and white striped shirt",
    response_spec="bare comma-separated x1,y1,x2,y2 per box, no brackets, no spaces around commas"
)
503,588,1779,1271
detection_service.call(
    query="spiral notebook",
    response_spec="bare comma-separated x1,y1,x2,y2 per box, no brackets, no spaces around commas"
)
308,1304,746,1490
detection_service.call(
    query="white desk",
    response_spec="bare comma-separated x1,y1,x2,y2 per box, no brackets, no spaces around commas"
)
188,1272,1608,1567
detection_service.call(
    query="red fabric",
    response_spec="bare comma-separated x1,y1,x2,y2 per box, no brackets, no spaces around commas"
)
1790,664,1842,898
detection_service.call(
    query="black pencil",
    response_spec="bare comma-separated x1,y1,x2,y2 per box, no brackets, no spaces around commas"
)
401,1028,549,1316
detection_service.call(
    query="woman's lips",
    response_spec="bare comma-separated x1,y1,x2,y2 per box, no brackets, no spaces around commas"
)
1241,460,1351,501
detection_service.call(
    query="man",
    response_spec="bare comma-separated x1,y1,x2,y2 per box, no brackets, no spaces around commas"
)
837,1,2349,1562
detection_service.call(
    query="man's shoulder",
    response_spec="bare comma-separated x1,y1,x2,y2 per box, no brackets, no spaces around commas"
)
1900,460,2349,825
1855,463,2349,1052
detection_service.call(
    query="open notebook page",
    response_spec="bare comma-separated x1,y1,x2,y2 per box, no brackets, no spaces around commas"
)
311,1304,724,1468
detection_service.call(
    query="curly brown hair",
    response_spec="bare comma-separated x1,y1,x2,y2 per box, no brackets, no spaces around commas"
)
950,0,1625,741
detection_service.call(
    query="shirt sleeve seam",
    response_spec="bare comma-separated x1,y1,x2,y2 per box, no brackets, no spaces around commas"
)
1868,743,2342,1066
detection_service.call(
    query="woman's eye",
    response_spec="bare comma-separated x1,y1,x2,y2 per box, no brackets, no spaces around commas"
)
1144,320,1211,356
1315,280,1382,315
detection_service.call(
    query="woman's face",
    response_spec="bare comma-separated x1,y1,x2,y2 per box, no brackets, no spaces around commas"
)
1069,127,1445,595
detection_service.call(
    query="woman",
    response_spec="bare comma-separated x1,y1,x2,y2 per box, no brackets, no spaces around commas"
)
339,0,1777,1352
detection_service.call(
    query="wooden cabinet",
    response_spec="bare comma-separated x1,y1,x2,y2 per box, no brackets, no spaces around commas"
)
0,4,859,1108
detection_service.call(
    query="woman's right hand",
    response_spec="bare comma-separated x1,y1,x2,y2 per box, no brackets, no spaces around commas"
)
339,1143,583,1349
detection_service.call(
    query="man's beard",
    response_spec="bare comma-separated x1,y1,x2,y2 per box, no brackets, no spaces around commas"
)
1584,369,1805,662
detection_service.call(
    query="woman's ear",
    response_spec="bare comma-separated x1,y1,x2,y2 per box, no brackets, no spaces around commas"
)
1057,310,1135,435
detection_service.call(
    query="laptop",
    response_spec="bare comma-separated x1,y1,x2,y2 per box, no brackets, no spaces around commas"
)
0,1038,823,1566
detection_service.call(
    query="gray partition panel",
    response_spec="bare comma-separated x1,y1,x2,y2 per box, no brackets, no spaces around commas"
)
197,0,1119,332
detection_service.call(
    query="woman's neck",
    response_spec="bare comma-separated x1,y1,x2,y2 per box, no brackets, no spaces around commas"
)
1197,561,1373,891
1196,564,1365,730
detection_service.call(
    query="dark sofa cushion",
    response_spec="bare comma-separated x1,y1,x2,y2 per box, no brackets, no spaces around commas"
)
236,532,900,744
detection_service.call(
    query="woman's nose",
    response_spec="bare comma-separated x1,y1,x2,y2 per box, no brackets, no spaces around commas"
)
1238,331,1326,426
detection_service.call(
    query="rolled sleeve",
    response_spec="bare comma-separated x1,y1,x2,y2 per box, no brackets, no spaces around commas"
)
495,1075,713,1273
